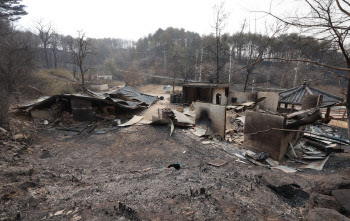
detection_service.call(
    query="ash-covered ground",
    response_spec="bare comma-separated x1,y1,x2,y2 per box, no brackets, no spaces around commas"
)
1,122,350,220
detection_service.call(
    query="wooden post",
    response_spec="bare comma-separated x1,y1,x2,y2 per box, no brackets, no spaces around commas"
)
325,107,331,119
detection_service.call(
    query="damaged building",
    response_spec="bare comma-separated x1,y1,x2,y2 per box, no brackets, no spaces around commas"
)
17,87,158,122
175,78,347,166
279,78,343,114
182,83,231,105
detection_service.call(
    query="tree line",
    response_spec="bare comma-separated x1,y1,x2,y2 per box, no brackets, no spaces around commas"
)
1,0,350,130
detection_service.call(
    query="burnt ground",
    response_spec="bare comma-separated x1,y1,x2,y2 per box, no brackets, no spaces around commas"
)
1,122,350,220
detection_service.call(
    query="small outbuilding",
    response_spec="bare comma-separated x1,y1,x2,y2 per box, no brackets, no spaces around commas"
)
182,83,232,105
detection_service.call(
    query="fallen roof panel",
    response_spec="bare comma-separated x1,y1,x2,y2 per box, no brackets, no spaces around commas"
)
16,86,156,111
110,86,158,106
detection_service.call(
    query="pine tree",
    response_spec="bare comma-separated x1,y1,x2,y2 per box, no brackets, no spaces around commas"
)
0,0,27,21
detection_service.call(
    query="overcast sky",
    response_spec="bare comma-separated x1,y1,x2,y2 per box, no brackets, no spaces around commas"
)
16,0,303,40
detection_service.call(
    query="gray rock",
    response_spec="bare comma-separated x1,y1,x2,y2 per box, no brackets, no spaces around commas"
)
307,208,350,221
332,189,350,214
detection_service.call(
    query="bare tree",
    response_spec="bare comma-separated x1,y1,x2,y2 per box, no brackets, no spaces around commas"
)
68,31,94,88
49,32,60,69
243,23,283,92
212,1,229,83
35,20,53,68
258,0,350,136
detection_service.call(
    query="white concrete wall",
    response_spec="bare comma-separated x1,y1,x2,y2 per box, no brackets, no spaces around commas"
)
212,88,228,105
257,92,279,112
91,84,109,91
98,75,112,80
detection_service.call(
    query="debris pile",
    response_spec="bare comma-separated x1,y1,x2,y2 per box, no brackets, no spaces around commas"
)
178,99,349,172
0,125,32,162
13,84,349,174
16,86,158,123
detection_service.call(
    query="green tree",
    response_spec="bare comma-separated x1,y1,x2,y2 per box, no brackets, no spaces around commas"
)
0,0,27,21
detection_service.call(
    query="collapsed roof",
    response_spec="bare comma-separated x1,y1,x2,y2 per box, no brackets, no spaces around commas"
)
109,86,158,106
17,87,158,111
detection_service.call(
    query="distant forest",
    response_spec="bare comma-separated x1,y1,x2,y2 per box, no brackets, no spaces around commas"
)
2,0,350,127
16,25,345,93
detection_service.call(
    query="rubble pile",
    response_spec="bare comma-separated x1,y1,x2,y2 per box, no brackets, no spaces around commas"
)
225,110,245,144
16,86,158,123
178,99,349,172
0,125,32,162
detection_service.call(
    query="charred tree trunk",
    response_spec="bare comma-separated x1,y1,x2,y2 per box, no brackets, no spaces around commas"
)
346,67,350,138
52,47,57,69
44,43,49,68
243,70,250,92
79,65,85,88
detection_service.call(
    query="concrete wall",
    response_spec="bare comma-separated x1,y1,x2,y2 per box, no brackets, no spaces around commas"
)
228,91,256,105
212,88,228,105
97,75,112,80
91,84,109,91
243,111,301,161
195,102,226,137
302,95,321,110
257,92,279,112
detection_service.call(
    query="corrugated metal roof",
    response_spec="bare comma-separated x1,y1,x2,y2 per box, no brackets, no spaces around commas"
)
17,86,157,110
279,79,343,105
110,86,158,106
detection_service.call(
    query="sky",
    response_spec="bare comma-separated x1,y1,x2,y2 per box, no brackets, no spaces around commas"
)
16,0,304,40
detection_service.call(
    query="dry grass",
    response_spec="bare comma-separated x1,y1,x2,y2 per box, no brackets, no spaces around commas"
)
31,69,79,95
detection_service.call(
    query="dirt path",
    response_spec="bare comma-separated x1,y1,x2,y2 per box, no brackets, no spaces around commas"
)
137,85,182,121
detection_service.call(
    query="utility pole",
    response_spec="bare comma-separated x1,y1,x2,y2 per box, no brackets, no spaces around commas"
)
229,46,232,83
195,50,198,81
163,47,167,74
199,48,203,82
293,60,300,88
